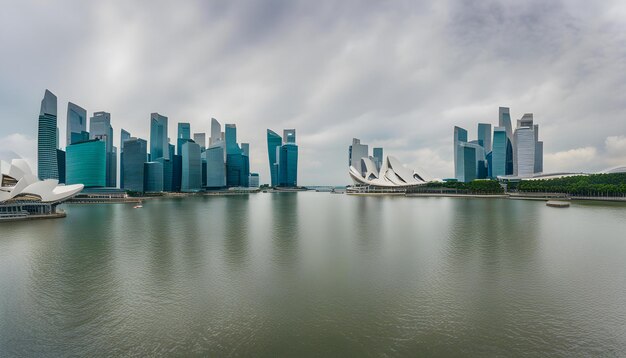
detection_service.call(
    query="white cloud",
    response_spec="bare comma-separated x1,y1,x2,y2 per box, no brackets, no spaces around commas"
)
544,147,597,173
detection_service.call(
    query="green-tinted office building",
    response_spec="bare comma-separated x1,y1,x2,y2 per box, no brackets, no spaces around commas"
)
66,140,106,187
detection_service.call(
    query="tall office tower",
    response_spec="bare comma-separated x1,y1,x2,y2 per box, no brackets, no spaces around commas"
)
283,129,296,144
492,127,507,178
66,102,88,146
121,129,131,146
90,111,116,187
373,148,383,171
498,107,513,144
193,133,206,151
172,154,182,191
241,143,250,156
279,143,298,187
144,162,164,192
461,144,477,182
66,140,106,187
267,129,282,186
210,118,221,145
37,89,59,180
225,124,238,155
122,138,147,192
150,113,169,160
155,157,173,192
468,140,487,179
226,153,249,187
513,113,536,177
349,138,368,175
498,107,514,175
56,149,66,184
534,124,543,173
57,127,60,149
177,123,191,155
181,141,202,192
120,129,131,188
201,152,207,187
249,173,260,188
206,142,226,188
477,123,492,152
453,126,468,182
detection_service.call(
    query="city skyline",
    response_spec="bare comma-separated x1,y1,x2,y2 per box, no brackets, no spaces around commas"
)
1,1,625,185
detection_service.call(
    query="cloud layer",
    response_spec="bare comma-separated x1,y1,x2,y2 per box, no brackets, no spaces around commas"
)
0,0,625,184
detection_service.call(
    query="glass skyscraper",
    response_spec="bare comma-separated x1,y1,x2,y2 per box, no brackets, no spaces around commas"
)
181,141,202,192
268,129,298,187
56,149,66,184
492,127,507,178
283,129,296,144
66,140,106,187
150,113,169,161
193,133,206,151
477,123,492,153
122,138,147,192
206,142,226,188
267,130,282,186
144,162,164,192
66,102,88,146
90,111,116,187
349,138,368,176
373,148,383,172
279,143,298,187
453,126,468,182
120,129,131,188
177,123,191,155
37,89,59,180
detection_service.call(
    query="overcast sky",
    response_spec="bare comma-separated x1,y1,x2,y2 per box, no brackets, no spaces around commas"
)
1,0,625,185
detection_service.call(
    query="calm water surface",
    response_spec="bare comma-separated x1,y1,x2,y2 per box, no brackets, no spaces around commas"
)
1,193,626,356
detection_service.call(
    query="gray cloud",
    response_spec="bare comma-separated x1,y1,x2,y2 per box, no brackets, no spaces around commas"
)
0,0,625,184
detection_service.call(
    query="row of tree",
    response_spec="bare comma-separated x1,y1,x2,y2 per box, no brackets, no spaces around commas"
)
517,173,626,196
407,180,504,194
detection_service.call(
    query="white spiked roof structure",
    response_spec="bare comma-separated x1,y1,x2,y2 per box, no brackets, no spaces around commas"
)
349,155,431,187
0,159,83,203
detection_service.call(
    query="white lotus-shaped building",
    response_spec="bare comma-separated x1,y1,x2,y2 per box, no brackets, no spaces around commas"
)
349,155,431,187
1,159,83,205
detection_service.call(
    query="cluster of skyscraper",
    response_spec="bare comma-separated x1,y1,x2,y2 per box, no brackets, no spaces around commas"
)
37,89,259,192
349,138,384,175
266,129,298,187
454,107,543,182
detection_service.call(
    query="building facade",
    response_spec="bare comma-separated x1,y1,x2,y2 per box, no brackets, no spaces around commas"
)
66,102,88,146
66,140,106,187
150,113,169,161
37,90,59,180
181,141,202,192
122,138,147,192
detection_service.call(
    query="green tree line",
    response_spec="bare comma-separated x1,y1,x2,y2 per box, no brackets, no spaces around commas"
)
518,173,626,196
407,180,504,194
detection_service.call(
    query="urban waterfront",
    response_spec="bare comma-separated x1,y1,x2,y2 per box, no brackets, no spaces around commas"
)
1,193,626,356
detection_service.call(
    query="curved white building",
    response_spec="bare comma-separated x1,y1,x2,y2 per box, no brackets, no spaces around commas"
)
1,159,83,219
349,155,431,187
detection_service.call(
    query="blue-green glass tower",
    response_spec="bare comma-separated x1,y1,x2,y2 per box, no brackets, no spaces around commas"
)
144,162,164,192
492,127,507,178
150,113,169,160
267,128,298,187
122,138,147,192
279,143,298,187
177,123,191,156
66,102,89,146
37,89,59,180
66,140,106,187
267,130,282,186
181,141,202,192
453,126,468,182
